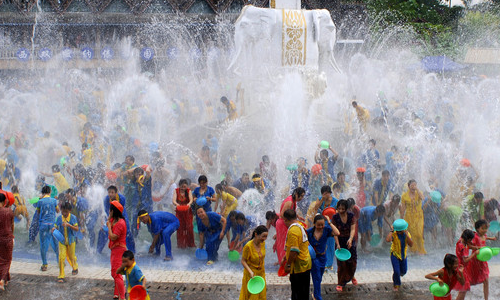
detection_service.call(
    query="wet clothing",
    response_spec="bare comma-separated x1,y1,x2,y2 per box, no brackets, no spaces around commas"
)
401,191,426,254
238,241,266,300
332,212,357,287
109,218,127,299
146,212,180,258
197,212,223,261
372,179,394,206
434,268,459,300
35,195,59,266
390,232,410,286
192,186,215,213
468,233,489,285
285,224,311,300
307,225,333,300
97,194,135,253
0,206,14,282
454,240,471,292
358,206,383,234
120,262,151,300
175,188,195,249
275,196,296,263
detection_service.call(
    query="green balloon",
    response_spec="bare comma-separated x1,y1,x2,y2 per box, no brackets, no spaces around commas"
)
29,197,40,204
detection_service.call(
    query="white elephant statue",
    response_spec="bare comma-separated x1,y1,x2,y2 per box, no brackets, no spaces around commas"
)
228,5,342,75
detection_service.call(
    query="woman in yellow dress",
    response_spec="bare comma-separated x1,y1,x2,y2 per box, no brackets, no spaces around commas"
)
239,225,268,300
400,179,426,255
215,184,238,218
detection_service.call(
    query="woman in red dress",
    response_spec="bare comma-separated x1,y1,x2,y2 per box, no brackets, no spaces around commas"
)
274,187,305,263
0,194,14,290
172,179,195,248
107,201,127,300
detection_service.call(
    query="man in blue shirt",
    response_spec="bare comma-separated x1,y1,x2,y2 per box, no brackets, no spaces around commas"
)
97,185,136,253
34,185,59,271
314,144,339,179
138,210,179,261
372,170,395,206
358,205,386,252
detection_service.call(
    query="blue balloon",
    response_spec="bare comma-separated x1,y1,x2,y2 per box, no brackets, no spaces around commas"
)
308,245,316,259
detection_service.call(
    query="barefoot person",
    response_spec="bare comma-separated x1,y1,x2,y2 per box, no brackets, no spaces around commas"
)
0,193,14,290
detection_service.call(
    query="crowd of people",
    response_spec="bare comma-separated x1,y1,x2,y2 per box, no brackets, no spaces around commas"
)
0,93,498,300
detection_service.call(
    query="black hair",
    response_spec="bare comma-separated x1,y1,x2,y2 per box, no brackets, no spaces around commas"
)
283,209,297,221
202,145,210,151
474,192,484,200
69,151,76,158
0,193,5,204
133,167,144,176
407,179,416,188
352,101,358,106
382,170,390,176
215,184,223,192
107,185,118,192
110,204,124,220
52,165,60,173
346,198,356,209
337,172,345,179
461,229,475,243
41,185,51,195
242,173,249,177
486,199,498,210
220,96,228,103
122,250,134,260
82,142,89,149
369,139,376,145
112,163,122,170
262,155,269,161
313,214,325,224
375,205,386,215
235,212,246,221
66,189,76,197
338,199,349,210
251,225,268,239
392,194,401,203
198,175,208,184
138,209,148,216
292,187,306,200
220,180,228,187
228,210,239,220
444,254,458,272
61,202,73,211
321,185,332,194
178,179,188,186
126,155,135,163
252,173,261,179
4,139,10,145
11,185,19,193
332,182,340,190
320,149,328,156
265,210,277,221
474,219,488,231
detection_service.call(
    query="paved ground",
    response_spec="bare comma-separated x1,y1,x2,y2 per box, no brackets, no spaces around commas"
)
2,260,499,299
